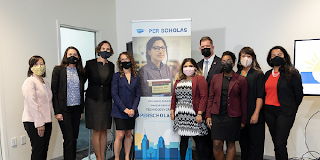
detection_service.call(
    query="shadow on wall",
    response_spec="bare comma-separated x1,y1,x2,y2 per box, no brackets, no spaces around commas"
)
191,28,226,62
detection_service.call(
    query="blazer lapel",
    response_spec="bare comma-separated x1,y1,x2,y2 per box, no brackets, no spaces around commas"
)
277,74,284,89
120,75,131,90
228,73,237,96
63,67,67,93
215,74,223,97
207,56,219,81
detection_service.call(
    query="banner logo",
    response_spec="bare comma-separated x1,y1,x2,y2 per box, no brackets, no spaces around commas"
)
136,29,145,34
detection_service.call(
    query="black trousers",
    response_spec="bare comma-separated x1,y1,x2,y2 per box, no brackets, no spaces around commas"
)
265,105,296,160
239,122,265,160
180,136,207,160
204,129,215,160
24,122,52,160
58,105,82,160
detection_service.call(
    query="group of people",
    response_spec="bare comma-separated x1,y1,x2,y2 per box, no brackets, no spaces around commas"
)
21,35,303,160
170,36,303,160
22,41,139,160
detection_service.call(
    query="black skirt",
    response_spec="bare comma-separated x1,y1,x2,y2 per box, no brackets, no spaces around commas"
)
211,112,241,141
114,118,135,130
85,95,112,130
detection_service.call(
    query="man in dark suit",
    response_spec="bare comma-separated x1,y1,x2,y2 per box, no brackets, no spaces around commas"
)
197,36,221,160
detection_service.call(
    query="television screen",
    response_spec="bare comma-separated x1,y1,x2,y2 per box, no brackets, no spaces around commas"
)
294,39,320,95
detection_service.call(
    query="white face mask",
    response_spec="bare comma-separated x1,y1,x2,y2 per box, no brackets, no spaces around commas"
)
240,57,252,68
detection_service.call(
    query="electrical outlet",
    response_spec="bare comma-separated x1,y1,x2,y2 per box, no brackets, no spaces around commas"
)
21,135,26,145
11,137,17,147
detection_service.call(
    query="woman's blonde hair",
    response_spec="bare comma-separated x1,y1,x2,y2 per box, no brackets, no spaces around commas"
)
177,58,203,80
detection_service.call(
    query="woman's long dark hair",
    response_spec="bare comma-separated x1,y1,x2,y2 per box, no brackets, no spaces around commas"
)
267,46,298,82
59,46,85,74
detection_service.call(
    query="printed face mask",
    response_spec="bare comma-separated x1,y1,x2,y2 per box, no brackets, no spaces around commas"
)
240,57,252,67
121,61,132,69
67,56,78,64
31,65,46,76
100,51,111,59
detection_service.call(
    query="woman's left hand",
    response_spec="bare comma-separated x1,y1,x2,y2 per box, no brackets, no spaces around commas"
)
80,114,83,120
128,109,135,117
196,115,203,123
250,113,259,124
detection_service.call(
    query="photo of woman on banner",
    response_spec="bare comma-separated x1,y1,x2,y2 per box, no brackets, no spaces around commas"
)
138,36,172,97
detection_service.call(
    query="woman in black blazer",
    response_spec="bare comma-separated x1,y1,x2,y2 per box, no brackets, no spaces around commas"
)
51,46,86,160
264,46,303,160
237,47,265,160
85,40,115,160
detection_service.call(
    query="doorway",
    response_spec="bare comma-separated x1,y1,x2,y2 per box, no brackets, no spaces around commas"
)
59,25,96,152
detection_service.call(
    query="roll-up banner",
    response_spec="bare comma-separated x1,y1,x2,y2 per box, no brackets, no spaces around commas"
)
132,19,192,160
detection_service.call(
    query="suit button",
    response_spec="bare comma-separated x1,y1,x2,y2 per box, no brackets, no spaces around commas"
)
101,85,103,88
228,97,230,99
228,104,230,106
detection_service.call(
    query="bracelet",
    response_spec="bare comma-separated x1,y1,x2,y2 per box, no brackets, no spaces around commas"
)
197,114,202,116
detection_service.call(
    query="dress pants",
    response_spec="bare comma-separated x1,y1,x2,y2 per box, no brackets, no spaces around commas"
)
180,136,207,160
58,105,82,160
239,122,265,160
24,122,52,160
204,129,214,160
264,105,296,160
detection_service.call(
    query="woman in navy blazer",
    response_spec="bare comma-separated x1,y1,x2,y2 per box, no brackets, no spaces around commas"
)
206,51,248,160
111,52,140,160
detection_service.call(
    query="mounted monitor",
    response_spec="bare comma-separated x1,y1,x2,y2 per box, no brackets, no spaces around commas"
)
294,39,320,96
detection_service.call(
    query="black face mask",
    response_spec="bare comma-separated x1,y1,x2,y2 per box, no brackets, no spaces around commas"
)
221,63,233,73
67,56,78,64
201,48,211,57
271,56,284,66
100,51,111,59
121,61,131,69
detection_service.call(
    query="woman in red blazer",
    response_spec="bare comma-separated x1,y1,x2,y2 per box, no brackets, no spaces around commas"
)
171,58,208,160
206,51,248,160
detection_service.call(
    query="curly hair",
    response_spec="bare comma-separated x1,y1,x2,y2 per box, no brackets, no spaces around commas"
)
117,52,138,77
177,58,203,80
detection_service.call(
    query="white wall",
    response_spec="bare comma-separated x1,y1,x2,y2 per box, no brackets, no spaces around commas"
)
115,0,320,158
0,0,117,159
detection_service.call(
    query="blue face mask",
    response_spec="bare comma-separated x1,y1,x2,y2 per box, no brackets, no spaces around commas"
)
100,51,111,59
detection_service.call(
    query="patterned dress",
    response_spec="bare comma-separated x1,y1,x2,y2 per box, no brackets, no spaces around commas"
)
173,79,208,136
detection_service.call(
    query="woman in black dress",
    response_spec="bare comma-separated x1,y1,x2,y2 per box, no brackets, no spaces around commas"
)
206,51,248,160
85,41,115,160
